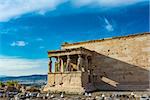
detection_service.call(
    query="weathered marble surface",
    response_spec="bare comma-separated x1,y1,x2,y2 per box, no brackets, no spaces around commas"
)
45,33,150,93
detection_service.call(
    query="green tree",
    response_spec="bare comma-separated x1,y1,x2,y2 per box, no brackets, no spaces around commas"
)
0,81,4,87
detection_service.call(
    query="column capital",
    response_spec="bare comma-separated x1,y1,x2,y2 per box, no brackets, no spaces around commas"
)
78,54,82,57
67,55,70,58
67,55,71,60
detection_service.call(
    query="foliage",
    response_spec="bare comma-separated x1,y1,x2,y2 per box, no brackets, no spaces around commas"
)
6,81,19,87
0,81,5,87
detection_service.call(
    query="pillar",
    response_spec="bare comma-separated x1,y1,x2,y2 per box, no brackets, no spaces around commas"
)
55,56,61,72
58,56,61,72
48,57,52,73
60,58,64,72
77,54,83,71
55,61,57,72
55,57,60,72
66,55,71,71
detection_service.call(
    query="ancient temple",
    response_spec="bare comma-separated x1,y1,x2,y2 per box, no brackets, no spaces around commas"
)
43,33,150,94
44,47,95,94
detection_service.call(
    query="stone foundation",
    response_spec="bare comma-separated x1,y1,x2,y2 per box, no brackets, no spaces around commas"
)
43,72,86,94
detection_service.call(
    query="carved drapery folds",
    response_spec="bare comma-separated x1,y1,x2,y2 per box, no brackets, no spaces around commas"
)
66,55,71,71
47,47,94,73
77,54,83,71
47,47,93,73
48,54,91,73
60,58,64,72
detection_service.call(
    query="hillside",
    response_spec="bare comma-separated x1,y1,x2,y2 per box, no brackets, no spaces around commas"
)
0,74,47,86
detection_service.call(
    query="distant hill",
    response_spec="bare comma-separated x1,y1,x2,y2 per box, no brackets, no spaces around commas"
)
0,74,47,86
0,75,7,77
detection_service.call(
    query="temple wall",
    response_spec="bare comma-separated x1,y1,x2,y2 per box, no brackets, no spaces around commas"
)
62,33,150,91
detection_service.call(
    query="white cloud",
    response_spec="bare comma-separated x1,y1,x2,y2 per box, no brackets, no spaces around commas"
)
104,17,114,32
72,0,147,7
10,41,28,47
0,55,48,76
0,0,67,22
0,0,147,22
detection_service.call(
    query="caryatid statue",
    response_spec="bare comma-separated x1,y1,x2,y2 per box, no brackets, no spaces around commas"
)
66,55,71,71
77,54,83,71
48,57,52,73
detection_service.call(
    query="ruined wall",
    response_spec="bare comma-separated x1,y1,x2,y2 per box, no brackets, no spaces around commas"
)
62,33,150,91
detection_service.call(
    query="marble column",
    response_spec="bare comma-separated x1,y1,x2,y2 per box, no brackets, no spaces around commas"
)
48,57,52,73
66,55,71,71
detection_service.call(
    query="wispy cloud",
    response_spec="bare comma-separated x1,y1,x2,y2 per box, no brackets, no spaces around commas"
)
10,41,28,47
0,55,48,76
36,38,43,41
0,0,66,22
0,0,147,22
72,0,146,7
104,17,114,32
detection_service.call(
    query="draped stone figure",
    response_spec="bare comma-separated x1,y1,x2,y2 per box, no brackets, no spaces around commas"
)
66,55,71,71
77,54,83,71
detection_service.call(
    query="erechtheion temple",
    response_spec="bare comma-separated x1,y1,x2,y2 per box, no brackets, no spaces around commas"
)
44,32,150,94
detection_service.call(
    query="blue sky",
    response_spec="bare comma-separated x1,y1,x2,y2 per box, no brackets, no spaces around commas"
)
0,0,149,76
